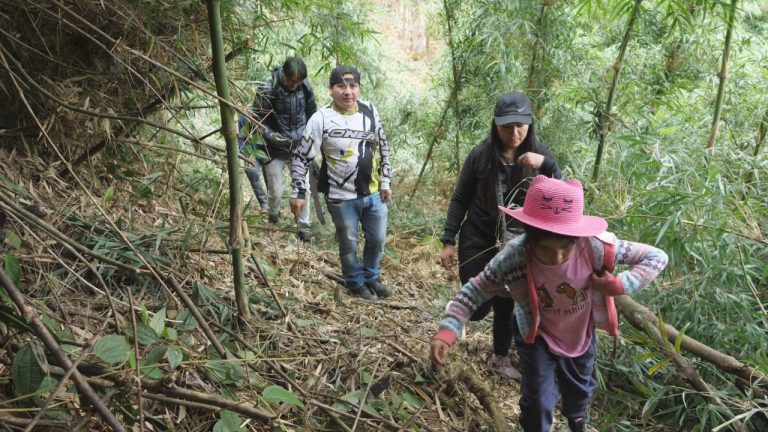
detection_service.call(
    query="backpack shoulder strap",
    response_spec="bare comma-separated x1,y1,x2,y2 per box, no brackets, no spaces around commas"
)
356,101,376,133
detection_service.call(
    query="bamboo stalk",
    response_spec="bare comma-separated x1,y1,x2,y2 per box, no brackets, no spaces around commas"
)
409,92,454,199
706,0,738,152
526,1,550,104
754,108,767,157
443,0,462,179
205,0,249,320
591,0,643,182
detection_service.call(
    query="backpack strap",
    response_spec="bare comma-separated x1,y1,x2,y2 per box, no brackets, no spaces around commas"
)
356,100,377,133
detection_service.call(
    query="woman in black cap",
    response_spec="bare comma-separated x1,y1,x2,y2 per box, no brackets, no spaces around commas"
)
439,91,562,379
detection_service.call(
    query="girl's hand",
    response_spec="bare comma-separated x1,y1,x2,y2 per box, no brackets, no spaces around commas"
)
591,270,624,296
430,339,451,366
517,152,545,169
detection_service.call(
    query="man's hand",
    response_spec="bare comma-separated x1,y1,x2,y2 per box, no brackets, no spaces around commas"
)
517,152,545,169
439,244,456,270
268,132,292,148
430,339,450,366
289,198,306,219
380,189,392,203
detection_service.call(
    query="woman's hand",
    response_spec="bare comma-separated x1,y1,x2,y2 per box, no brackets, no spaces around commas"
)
439,244,456,270
430,339,451,366
517,152,545,169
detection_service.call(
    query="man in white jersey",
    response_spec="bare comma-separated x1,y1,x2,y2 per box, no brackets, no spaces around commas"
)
290,65,393,301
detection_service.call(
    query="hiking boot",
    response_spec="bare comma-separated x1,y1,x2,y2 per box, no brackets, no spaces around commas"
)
365,280,392,298
268,213,279,224
491,354,521,380
568,418,586,432
349,284,378,302
298,231,311,243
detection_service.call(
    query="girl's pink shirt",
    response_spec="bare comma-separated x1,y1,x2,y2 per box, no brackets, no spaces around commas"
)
531,238,595,357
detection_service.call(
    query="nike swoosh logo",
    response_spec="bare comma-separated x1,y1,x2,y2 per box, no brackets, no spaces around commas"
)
516,105,527,112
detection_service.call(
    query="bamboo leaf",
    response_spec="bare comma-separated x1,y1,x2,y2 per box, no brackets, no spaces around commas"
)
648,357,673,376
675,322,691,354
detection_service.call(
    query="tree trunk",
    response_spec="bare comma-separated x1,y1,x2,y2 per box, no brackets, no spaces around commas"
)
706,0,738,152
205,0,249,320
591,0,642,182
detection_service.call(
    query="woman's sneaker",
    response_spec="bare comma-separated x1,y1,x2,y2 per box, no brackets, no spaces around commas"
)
349,284,378,301
491,355,521,380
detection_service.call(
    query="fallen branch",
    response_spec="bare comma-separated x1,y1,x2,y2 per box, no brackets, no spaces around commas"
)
0,413,69,431
165,277,227,358
643,316,745,431
0,192,142,274
455,367,506,432
0,268,127,432
616,296,768,391
48,367,274,423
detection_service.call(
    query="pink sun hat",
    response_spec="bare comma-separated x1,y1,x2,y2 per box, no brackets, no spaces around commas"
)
498,175,607,237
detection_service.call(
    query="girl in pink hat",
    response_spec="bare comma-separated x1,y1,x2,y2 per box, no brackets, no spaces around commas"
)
430,175,668,432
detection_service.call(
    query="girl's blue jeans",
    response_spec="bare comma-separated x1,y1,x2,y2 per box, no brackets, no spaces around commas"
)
515,333,597,432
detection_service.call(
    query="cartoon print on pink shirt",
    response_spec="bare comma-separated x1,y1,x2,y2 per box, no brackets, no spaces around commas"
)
537,284,554,309
555,282,588,305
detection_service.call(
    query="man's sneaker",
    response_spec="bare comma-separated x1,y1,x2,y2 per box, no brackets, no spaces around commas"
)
298,231,311,243
365,280,392,298
349,285,378,301
491,355,521,380
268,213,279,224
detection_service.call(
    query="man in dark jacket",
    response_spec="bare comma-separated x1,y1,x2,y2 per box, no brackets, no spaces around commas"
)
244,57,317,241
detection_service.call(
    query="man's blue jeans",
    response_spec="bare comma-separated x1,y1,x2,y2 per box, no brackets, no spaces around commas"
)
326,193,388,289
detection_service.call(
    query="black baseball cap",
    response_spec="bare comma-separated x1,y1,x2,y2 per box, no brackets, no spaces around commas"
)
494,91,533,125
329,65,361,86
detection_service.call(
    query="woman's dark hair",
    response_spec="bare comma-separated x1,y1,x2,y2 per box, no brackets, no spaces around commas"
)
477,118,540,209
523,224,580,245
282,57,307,81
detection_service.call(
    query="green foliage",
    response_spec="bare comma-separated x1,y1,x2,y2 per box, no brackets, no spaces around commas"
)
262,385,304,408
3,254,21,287
93,335,132,364
11,343,47,399
213,410,245,432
